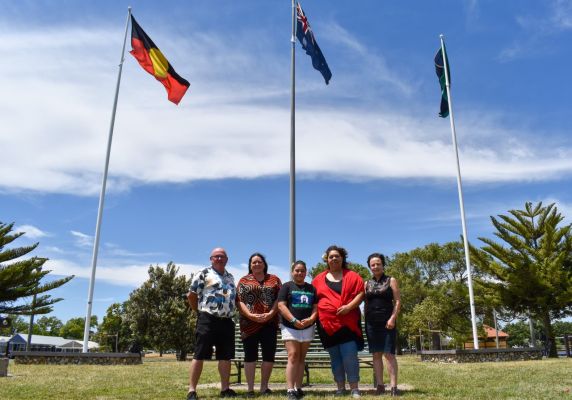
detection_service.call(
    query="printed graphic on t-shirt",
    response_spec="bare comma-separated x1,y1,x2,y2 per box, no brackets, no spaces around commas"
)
291,290,314,309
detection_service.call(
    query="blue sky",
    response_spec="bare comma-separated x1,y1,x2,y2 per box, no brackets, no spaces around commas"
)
1,0,572,324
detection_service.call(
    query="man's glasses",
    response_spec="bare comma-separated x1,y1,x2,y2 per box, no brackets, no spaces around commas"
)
211,255,227,260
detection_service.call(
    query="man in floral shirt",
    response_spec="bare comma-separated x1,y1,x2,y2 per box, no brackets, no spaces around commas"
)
186,248,237,400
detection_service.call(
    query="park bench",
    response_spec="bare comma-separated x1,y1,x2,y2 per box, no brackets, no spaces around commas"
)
231,323,374,386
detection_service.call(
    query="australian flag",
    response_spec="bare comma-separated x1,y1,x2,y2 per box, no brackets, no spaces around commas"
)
296,2,332,84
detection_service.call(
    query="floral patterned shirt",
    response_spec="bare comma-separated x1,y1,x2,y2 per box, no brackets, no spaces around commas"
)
190,266,236,318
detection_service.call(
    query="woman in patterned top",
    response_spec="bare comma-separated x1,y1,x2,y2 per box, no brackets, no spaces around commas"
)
237,253,282,397
364,253,401,397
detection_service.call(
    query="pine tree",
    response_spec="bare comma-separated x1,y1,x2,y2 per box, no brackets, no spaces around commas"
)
0,222,74,315
471,202,572,357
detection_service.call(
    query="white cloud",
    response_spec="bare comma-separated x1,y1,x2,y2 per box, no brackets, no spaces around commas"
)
70,231,94,248
552,0,572,29
1,21,572,196
498,1,572,61
44,246,65,254
321,21,415,96
14,224,50,239
45,258,295,288
46,258,205,287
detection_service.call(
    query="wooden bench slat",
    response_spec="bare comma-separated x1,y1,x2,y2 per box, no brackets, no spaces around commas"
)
230,323,373,385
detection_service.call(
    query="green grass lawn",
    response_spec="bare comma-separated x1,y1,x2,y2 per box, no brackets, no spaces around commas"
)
0,356,570,399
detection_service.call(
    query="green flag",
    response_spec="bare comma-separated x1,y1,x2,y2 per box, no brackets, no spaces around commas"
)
434,46,451,118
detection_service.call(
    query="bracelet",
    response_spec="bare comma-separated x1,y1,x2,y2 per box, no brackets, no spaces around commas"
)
290,317,298,324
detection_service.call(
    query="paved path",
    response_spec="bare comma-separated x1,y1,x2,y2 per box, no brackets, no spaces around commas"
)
196,382,413,394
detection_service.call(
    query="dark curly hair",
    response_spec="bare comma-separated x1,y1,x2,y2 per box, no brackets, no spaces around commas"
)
324,245,348,269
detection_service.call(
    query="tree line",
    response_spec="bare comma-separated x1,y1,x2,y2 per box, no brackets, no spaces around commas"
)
1,201,571,358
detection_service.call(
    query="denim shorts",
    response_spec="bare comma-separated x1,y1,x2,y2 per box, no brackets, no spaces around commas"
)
280,324,315,343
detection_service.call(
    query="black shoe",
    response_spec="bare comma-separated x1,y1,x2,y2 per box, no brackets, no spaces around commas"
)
246,391,256,398
296,388,304,398
390,387,400,397
221,388,237,398
287,390,298,400
261,389,273,396
186,391,198,400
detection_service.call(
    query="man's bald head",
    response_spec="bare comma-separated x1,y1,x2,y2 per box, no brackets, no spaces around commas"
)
210,247,228,273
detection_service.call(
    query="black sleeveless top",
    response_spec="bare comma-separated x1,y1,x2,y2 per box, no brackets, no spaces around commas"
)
365,274,394,321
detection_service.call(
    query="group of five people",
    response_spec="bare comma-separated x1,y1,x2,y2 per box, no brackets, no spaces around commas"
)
186,245,401,400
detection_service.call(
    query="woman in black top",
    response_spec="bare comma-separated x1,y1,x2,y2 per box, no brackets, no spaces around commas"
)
364,253,401,397
277,260,317,400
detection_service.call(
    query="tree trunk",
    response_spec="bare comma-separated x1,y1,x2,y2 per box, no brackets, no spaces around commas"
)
395,336,403,355
541,312,558,358
177,350,187,361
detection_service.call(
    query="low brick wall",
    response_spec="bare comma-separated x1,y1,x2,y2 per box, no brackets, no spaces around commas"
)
12,351,142,365
420,348,543,363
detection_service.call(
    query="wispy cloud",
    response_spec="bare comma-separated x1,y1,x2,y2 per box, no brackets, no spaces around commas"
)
14,224,50,239
464,0,480,24
422,197,572,232
551,0,572,30
103,243,164,259
498,0,572,61
70,231,93,248
321,21,415,96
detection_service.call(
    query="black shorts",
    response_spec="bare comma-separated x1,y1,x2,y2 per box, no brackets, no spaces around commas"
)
193,312,235,360
242,324,278,362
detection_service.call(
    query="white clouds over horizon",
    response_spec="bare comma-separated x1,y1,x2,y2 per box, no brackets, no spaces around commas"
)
45,258,291,288
1,17,572,197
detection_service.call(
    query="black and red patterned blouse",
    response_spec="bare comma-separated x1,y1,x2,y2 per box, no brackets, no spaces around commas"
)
237,273,282,338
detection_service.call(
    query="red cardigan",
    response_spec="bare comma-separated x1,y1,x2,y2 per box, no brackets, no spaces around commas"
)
312,269,364,338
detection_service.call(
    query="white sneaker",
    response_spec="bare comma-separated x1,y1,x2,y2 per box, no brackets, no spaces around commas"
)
350,389,361,398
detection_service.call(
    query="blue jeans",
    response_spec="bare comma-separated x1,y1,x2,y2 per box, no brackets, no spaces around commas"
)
327,340,360,383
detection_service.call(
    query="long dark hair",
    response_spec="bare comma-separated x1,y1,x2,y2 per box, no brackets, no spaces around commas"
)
248,252,268,274
324,245,348,269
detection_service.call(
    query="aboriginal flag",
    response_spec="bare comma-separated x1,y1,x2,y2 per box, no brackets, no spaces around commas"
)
130,15,190,105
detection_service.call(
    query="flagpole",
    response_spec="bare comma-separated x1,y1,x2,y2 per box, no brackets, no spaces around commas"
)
440,34,479,350
289,0,296,267
82,6,132,353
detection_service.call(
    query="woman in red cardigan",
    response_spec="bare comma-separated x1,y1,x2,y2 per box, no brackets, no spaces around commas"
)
312,245,365,398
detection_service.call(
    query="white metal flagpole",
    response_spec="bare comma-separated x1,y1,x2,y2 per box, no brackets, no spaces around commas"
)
289,0,297,267
440,34,479,350
82,6,132,353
